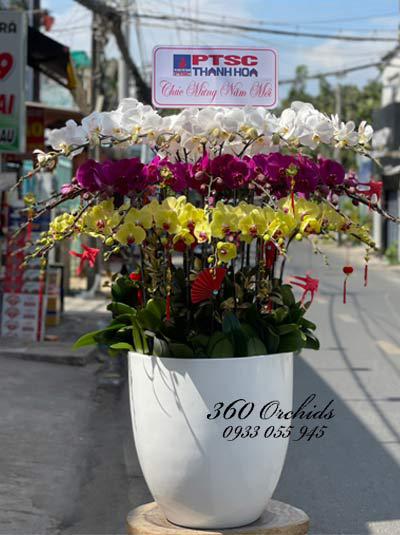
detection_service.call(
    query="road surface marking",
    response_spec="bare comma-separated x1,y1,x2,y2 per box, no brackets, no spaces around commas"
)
337,313,357,323
376,340,400,355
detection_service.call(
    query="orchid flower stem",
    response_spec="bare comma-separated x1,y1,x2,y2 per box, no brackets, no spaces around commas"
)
345,189,400,223
246,244,250,267
12,190,87,240
183,249,191,323
255,238,261,300
139,246,147,304
279,233,296,283
230,260,238,315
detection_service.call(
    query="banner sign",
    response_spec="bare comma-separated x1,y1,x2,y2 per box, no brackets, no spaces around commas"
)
0,11,27,153
26,106,45,153
152,46,278,108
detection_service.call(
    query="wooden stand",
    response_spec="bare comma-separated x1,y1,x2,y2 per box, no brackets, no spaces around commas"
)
127,500,309,535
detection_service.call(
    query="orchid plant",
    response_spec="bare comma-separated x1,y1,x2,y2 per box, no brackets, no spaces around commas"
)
18,100,395,358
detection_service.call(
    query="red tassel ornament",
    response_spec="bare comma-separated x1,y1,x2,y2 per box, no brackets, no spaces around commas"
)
264,241,277,269
166,292,171,321
290,178,296,214
342,265,354,304
129,272,143,305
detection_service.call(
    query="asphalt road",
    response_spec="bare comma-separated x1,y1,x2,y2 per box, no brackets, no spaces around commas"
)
275,243,400,535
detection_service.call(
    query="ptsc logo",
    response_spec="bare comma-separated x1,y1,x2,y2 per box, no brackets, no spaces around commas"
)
173,54,191,76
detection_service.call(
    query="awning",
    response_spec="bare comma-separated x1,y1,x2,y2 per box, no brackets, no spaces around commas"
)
27,26,77,90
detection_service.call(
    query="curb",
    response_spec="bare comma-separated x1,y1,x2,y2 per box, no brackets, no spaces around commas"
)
0,339,96,366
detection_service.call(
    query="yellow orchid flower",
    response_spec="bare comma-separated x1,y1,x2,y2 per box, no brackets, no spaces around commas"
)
161,195,187,212
82,200,121,236
300,216,321,235
173,230,195,247
238,207,267,243
114,222,146,246
346,224,375,248
154,208,179,234
210,205,238,238
217,241,237,263
194,220,211,243
50,213,76,239
124,207,153,229
178,203,205,232
267,211,298,240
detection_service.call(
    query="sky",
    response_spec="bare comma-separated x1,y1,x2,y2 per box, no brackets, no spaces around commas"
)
41,0,400,100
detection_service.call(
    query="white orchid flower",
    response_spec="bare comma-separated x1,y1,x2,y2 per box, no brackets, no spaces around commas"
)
48,119,87,156
358,121,373,145
333,118,359,147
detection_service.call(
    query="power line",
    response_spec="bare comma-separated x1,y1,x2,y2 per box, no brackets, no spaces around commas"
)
279,61,383,85
130,2,398,30
130,12,398,42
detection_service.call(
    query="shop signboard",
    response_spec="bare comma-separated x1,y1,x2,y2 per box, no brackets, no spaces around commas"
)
0,11,27,153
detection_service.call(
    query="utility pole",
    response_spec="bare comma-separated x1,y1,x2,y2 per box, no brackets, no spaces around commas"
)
118,0,130,101
91,12,102,112
86,11,103,292
334,75,343,246
334,76,342,162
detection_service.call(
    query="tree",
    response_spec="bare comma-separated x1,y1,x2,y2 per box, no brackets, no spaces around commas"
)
280,65,381,125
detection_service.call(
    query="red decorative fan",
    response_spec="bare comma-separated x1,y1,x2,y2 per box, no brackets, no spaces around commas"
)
191,268,227,304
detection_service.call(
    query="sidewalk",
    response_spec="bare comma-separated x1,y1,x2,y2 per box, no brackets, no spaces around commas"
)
0,295,123,535
0,352,98,534
0,296,109,365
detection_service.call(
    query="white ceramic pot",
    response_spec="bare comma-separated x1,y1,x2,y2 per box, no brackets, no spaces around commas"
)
128,352,293,529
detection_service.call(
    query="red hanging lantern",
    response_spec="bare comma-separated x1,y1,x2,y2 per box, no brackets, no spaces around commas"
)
342,265,354,304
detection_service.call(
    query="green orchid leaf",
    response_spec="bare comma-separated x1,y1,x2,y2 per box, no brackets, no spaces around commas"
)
277,330,304,353
153,337,170,357
247,337,267,356
264,325,280,354
73,323,125,349
107,302,136,317
300,318,317,331
110,342,134,351
270,306,289,325
136,309,161,331
169,343,194,358
276,323,299,335
189,334,209,348
207,332,234,358
132,317,149,354
280,284,296,306
303,330,320,350
240,323,258,338
146,298,166,320
222,312,241,334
